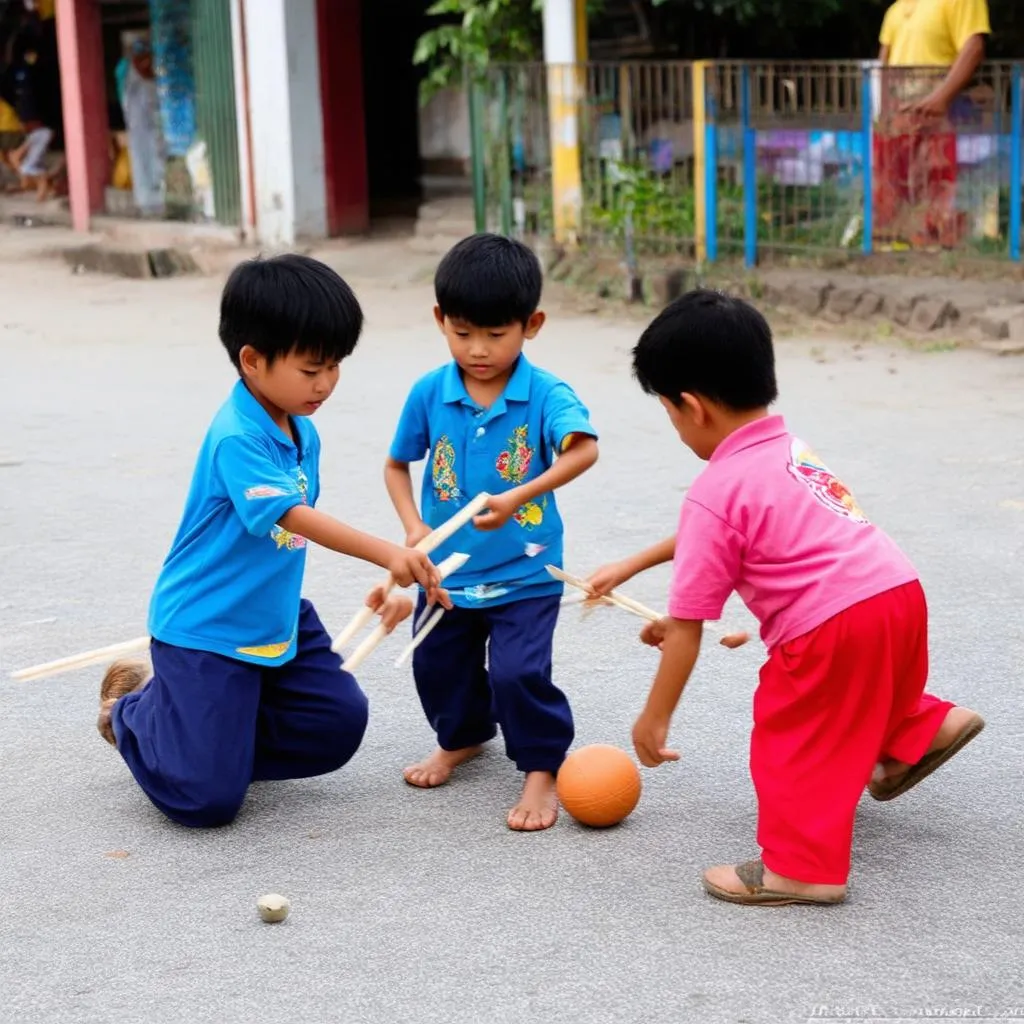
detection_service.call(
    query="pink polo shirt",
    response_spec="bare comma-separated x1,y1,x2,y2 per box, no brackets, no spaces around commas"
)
668,415,919,650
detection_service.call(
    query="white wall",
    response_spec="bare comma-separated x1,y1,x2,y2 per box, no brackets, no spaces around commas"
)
419,87,471,163
284,0,328,238
241,0,327,246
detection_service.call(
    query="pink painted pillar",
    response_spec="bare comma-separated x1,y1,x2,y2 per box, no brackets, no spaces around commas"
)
55,0,109,232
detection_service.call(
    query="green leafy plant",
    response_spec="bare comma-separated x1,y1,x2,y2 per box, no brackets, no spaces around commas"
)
413,0,544,105
585,161,695,249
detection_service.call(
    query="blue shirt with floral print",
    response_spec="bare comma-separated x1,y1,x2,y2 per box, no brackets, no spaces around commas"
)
389,355,596,608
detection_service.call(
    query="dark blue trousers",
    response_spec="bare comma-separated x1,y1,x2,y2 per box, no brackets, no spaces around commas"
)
411,594,573,773
111,600,369,828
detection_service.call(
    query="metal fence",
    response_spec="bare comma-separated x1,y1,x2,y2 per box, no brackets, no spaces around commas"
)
471,62,697,253
471,59,1024,264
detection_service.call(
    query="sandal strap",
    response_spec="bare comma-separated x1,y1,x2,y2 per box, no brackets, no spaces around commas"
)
734,859,765,892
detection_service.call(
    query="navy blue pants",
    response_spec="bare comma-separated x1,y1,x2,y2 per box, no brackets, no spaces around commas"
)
111,601,369,828
411,594,573,773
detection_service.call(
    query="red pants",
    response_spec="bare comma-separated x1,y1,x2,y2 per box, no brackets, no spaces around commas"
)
873,128,964,248
751,581,953,885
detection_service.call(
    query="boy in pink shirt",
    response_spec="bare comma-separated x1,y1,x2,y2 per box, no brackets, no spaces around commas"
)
588,290,984,906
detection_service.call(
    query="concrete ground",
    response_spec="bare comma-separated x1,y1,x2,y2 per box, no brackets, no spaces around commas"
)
1,224,1021,1024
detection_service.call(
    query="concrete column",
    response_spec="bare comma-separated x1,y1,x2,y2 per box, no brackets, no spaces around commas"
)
55,0,109,232
241,0,327,245
543,0,582,244
229,0,256,239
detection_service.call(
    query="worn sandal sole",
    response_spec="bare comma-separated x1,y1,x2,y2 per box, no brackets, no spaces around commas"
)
702,879,844,907
702,858,846,907
869,713,985,802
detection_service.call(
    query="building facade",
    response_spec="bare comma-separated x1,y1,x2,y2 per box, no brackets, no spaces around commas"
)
43,0,582,245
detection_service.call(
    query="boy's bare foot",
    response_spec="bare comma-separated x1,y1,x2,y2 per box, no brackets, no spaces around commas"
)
507,771,559,832
870,706,984,801
403,745,483,788
97,659,150,746
703,860,846,906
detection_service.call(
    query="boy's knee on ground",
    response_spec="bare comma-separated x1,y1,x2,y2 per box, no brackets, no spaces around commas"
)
166,776,249,829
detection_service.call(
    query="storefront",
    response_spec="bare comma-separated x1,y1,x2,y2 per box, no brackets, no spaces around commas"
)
48,0,240,231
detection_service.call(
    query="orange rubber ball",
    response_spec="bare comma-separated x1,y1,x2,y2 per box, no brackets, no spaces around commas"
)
556,744,642,827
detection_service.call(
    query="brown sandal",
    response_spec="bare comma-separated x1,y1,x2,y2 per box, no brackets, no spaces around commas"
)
702,859,846,907
97,658,150,746
869,713,985,802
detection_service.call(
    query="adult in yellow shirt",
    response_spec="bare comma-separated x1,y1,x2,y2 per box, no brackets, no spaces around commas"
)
874,0,991,247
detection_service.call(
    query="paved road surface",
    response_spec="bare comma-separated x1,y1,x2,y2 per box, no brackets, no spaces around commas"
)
1,228,1021,1024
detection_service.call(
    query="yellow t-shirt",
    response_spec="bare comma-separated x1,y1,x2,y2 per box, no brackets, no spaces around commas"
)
0,98,22,134
880,0,990,67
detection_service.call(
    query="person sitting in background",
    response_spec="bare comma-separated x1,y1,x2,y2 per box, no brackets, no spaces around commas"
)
0,39,54,200
0,94,25,192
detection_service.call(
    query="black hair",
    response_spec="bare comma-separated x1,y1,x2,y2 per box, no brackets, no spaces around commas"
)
632,289,778,411
435,233,542,327
218,254,363,370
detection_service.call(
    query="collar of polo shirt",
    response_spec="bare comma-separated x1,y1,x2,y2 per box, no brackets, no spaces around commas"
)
232,379,305,458
441,355,533,422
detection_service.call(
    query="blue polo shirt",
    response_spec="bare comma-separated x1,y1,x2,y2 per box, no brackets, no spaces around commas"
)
148,380,320,666
389,355,596,608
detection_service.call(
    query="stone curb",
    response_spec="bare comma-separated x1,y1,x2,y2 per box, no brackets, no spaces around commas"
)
61,244,200,280
539,246,1024,354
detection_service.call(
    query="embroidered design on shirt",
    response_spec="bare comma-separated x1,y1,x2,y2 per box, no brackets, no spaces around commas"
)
496,425,534,484
269,465,309,550
513,498,546,530
788,440,869,523
462,584,511,603
245,485,288,499
271,526,306,550
235,639,293,659
432,435,461,502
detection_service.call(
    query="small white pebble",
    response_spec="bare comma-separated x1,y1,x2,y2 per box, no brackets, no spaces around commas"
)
257,893,290,923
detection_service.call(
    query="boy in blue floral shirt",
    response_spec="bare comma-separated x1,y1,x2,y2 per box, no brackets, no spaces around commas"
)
385,234,599,831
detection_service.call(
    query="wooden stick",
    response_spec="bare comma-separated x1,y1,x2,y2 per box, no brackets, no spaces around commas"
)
341,623,390,673
546,565,661,622
392,605,446,668
333,550,470,665
548,564,750,648
10,636,151,683
331,495,489,653
331,605,378,654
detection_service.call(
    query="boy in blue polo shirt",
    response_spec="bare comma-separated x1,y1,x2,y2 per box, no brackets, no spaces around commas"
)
385,234,599,831
97,254,443,828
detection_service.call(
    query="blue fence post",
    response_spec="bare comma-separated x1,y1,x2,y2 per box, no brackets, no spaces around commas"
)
705,67,718,263
741,65,757,267
1010,64,1022,262
860,63,874,256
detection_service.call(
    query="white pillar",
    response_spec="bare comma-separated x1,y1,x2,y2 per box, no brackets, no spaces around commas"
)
542,0,582,244
239,0,327,246
542,0,575,64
